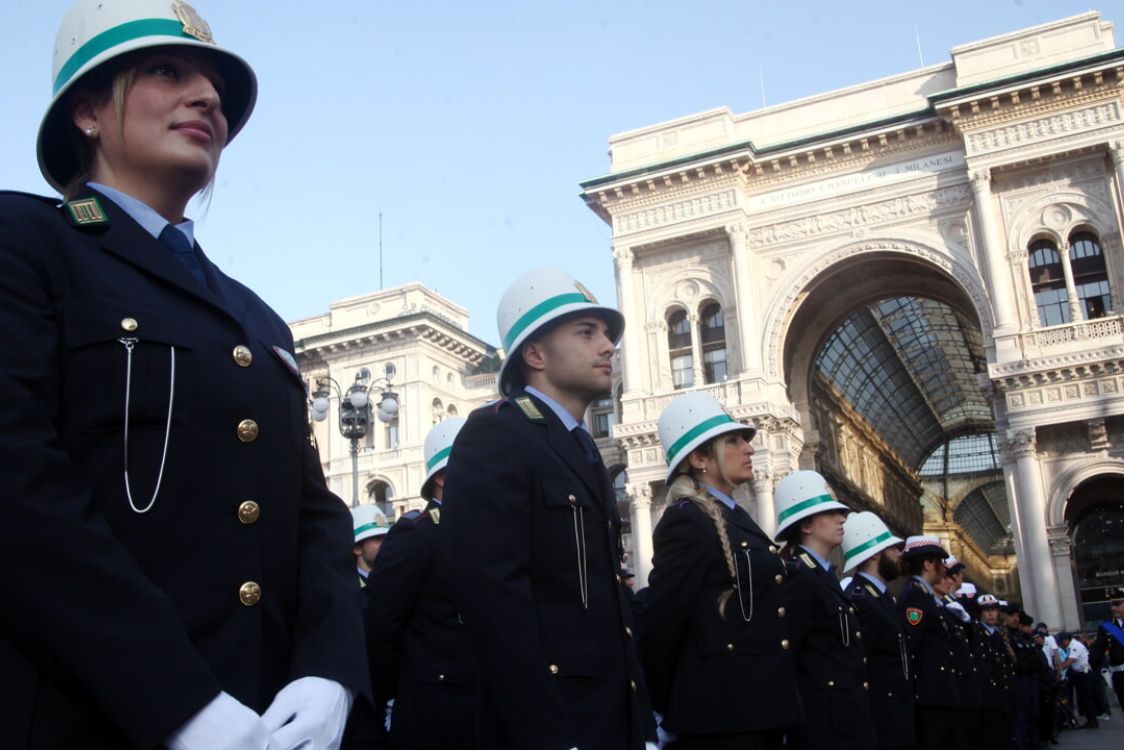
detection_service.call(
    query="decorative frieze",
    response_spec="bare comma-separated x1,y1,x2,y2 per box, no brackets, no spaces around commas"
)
747,185,971,249
614,189,737,234
965,101,1122,155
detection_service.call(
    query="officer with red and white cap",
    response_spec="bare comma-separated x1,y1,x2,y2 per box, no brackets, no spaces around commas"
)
975,594,1016,747
898,535,960,750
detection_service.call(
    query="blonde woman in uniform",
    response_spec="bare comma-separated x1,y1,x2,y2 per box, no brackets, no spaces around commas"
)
640,393,801,749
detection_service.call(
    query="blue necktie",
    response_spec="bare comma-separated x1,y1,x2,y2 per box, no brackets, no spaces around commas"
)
159,224,207,287
572,427,599,464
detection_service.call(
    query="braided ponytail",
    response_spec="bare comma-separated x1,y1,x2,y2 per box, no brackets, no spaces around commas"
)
668,466,739,619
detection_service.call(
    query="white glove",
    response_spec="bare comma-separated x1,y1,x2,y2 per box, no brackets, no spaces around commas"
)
262,676,353,750
655,710,677,749
946,600,971,623
646,743,660,750
165,691,271,750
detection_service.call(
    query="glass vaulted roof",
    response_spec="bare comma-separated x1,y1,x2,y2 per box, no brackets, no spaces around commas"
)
815,297,992,469
954,482,1011,553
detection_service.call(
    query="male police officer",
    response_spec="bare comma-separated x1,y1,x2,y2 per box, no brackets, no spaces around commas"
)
364,418,474,750
352,505,391,592
899,535,959,750
842,512,914,750
442,269,656,750
1091,597,1124,716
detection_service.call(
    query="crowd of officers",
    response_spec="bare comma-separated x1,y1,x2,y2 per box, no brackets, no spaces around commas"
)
338,268,1124,750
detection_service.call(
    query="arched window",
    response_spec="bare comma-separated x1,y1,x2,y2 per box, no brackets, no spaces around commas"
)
667,308,693,389
369,479,394,516
432,398,444,424
700,301,727,384
432,365,440,383
447,404,458,417
1069,231,1111,320
1028,239,1070,326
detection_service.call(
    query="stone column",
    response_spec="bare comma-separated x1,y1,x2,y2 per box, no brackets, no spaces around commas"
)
1110,141,1124,220
627,482,655,587
969,169,1019,338
727,224,761,374
689,312,705,387
613,246,644,395
1007,429,1062,627
751,467,777,538
1059,249,1082,322
1047,526,1080,631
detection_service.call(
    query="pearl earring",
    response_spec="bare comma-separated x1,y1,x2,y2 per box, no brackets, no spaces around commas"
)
84,126,96,137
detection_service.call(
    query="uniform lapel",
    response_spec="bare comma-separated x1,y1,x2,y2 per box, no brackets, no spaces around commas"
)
721,501,773,545
83,189,242,322
533,395,607,505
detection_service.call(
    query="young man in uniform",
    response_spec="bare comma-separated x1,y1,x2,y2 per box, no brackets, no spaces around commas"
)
898,535,960,750
442,269,656,750
363,418,474,750
842,512,914,750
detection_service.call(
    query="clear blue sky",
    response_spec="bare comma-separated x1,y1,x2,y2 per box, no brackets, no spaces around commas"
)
3,0,1114,343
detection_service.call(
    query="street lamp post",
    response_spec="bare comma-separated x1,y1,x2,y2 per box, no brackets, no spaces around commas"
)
309,369,400,508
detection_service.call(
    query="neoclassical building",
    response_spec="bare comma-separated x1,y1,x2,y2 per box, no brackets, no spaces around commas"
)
291,284,498,519
581,12,1124,630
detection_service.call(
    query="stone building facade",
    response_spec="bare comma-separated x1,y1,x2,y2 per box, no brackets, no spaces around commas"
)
581,12,1124,631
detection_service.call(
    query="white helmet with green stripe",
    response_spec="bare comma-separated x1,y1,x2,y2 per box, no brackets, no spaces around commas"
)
421,417,466,499
658,391,756,483
352,504,390,544
496,268,624,395
773,470,850,541
841,511,903,573
38,0,257,192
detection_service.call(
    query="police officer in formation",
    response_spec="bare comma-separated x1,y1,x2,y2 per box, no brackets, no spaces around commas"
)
773,471,876,750
1091,596,1124,712
898,536,960,750
975,595,1016,747
441,269,657,750
1005,607,1042,749
363,418,475,750
0,1,368,748
352,505,392,595
641,392,801,749
842,512,914,749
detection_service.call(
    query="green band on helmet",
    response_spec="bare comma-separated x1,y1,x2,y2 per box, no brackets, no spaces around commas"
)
844,530,895,562
503,292,588,352
54,19,192,95
777,493,837,523
354,522,382,536
426,446,452,473
665,414,737,465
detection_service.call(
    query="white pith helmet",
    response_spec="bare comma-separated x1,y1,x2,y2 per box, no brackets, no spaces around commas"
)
841,511,903,573
352,504,390,544
496,268,624,395
38,0,257,192
773,470,850,541
421,417,466,499
657,391,756,484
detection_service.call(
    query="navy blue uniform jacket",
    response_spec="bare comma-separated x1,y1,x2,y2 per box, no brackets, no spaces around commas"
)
640,494,801,736
898,579,959,708
785,554,875,750
0,190,368,749
441,391,655,750
846,576,915,748
364,500,475,748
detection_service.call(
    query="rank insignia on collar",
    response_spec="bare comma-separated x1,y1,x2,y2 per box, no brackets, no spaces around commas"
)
429,508,441,525
514,396,544,421
64,196,108,226
864,583,879,598
798,552,816,570
906,607,924,626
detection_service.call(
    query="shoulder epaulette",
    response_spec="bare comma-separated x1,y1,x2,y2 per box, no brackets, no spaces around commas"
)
401,509,423,521
798,552,817,570
62,196,109,226
429,508,441,525
513,396,544,421
864,583,879,598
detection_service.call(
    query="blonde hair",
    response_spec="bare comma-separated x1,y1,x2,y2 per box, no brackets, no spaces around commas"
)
668,436,741,618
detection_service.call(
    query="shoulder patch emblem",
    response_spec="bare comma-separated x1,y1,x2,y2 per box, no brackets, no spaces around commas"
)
906,607,924,626
64,196,108,226
514,396,544,421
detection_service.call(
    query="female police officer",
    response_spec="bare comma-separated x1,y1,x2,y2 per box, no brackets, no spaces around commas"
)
640,392,801,749
774,471,875,750
0,2,366,748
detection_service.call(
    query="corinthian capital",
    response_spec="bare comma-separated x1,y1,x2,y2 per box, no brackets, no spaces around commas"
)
612,245,634,266
1006,428,1037,458
968,168,992,191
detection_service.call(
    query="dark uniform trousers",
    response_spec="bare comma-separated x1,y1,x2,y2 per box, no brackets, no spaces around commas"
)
362,500,475,750
940,602,982,750
974,623,1014,749
898,581,959,750
1007,627,1040,750
845,577,915,749
0,190,368,749
785,555,876,750
640,495,801,747
441,391,656,750
1092,618,1124,711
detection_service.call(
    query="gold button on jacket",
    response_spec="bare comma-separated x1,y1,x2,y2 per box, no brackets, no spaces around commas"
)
232,345,253,367
238,500,261,524
239,581,262,606
237,419,259,443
